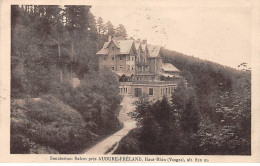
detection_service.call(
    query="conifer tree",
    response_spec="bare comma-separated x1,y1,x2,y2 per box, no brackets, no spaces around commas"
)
115,24,127,38
105,21,115,37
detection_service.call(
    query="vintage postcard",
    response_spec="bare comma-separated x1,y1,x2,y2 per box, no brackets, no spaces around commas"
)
0,0,260,163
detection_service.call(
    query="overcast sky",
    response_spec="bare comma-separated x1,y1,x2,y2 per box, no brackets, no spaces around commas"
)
90,0,252,69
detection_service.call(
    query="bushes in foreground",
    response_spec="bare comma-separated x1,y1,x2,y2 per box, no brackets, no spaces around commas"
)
11,96,96,154
11,68,123,154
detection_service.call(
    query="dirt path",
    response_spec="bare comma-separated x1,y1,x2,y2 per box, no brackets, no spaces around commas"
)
83,96,136,154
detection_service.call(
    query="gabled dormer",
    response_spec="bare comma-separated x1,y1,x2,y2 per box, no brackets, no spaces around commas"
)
147,45,161,58
134,40,141,62
107,39,120,55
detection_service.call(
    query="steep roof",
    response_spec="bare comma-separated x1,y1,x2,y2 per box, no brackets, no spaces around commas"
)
147,45,161,58
96,42,109,54
96,38,134,55
117,40,134,54
134,41,141,50
162,63,180,72
111,39,120,48
141,44,147,51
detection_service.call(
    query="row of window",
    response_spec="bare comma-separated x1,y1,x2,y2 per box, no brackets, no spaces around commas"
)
136,66,149,72
104,55,135,61
111,65,134,71
160,87,176,95
119,86,176,96
135,76,154,81
104,55,147,62
104,55,122,61
127,56,135,61
110,65,150,72
122,87,154,95
119,87,128,94
136,56,146,63
127,65,135,71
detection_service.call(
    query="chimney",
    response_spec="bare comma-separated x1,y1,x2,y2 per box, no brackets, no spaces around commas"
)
142,39,147,44
108,35,111,42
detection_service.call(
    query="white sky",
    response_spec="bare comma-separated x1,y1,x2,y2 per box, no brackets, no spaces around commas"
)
89,0,252,69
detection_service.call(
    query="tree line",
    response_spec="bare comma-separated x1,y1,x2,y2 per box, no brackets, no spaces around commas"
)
11,5,127,154
11,5,127,98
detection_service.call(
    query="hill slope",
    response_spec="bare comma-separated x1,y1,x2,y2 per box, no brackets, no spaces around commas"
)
11,95,119,154
114,49,251,155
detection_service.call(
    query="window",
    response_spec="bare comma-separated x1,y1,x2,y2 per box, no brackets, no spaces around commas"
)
128,56,130,61
166,88,168,94
112,55,115,60
126,87,128,93
127,65,130,71
131,65,134,71
112,47,114,51
104,56,107,60
168,87,170,94
132,57,134,61
111,65,114,70
120,56,122,60
149,88,153,95
161,88,163,95
119,65,123,70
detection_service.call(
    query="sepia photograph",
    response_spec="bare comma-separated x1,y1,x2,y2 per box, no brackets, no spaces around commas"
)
1,0,260,163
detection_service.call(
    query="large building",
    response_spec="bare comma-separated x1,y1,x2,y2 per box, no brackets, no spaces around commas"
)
97,36,182,99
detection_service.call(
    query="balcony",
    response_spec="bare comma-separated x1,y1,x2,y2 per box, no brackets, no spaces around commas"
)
132,80,178,85
135,71,154,75
135,61,149,66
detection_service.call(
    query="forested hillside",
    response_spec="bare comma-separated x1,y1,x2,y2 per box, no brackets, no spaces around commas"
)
11,5,127,154
11,5,251,155
115,49,251,155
